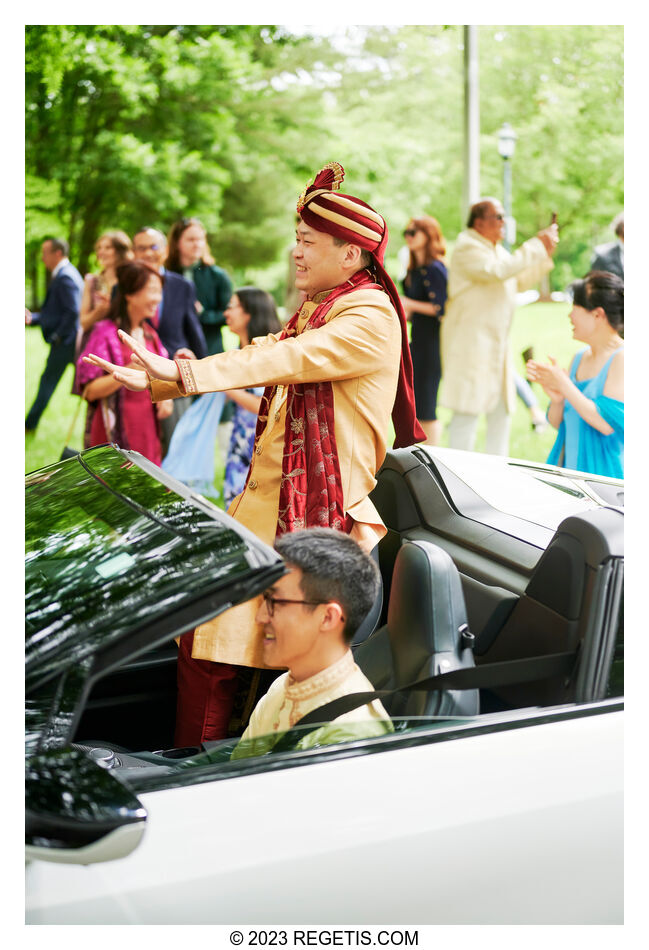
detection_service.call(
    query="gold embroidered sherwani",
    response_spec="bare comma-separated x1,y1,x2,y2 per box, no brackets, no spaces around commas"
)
230,650,393,759
150,285,402,667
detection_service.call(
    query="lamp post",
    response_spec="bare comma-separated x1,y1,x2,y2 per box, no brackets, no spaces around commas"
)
463,26,480,221
497,122,517,251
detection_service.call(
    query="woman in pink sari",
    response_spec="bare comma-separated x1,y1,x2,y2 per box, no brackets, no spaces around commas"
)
77,260,172,465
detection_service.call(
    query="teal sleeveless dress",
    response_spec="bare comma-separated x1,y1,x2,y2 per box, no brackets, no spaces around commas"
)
546,347,624,478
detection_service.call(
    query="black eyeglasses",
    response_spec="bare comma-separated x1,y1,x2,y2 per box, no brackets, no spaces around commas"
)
484,214,505,221
403,228,419,237
261,590,323,617
261,590,346,622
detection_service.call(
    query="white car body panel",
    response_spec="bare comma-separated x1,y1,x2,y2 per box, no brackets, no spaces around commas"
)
422,446,624,531
25,707,623,925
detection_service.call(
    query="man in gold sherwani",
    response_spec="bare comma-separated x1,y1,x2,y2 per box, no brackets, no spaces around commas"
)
84,162,424,743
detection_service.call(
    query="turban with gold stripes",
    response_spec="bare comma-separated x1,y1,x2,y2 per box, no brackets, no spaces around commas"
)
297,162,425,449
297,161,390,263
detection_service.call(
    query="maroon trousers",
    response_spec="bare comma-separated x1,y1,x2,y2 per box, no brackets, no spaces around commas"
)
174,630,239,747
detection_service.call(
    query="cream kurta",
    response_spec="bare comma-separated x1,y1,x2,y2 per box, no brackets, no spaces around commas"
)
231,649,392,759
440,229,553,416
150,285,402,666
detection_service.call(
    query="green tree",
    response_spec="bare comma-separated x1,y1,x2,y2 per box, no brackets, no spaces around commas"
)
26,25,623,301
478,25,624,287
25,25,338,298
308,25,623,288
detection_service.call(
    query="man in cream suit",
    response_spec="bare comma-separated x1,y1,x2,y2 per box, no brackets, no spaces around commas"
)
441,199,558,455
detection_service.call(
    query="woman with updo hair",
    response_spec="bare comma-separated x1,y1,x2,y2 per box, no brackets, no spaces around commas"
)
400,215,447,445
526,271,624,478
77,260,172,464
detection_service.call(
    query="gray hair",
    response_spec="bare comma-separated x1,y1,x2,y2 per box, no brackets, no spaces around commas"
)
46,237,69,257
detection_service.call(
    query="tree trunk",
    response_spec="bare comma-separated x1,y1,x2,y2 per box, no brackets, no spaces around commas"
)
28,247,40,311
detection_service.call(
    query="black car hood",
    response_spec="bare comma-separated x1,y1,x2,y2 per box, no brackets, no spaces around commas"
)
26,446,283,709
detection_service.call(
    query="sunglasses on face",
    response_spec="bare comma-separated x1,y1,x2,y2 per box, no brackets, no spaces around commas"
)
403,228,419,237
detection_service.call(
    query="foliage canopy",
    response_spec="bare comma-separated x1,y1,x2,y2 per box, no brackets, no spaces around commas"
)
26,24,623,299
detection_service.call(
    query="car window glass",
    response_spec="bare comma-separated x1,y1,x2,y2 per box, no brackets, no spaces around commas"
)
81,452,214,529
26,448,252,691
26,660,95,756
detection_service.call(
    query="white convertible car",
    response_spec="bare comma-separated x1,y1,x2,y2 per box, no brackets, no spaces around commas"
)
25,444,623,924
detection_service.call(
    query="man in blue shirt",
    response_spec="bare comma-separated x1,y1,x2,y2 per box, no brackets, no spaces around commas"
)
132,227,207,362
25,238,83,432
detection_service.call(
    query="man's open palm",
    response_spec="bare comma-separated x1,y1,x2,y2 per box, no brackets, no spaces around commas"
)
117,329,180,381
82,355,150,392
84,329,182,392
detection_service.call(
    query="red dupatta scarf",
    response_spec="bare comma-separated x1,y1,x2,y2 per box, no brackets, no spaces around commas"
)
250,270,380,538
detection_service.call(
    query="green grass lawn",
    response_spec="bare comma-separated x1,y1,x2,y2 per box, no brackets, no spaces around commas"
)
25,301,581,495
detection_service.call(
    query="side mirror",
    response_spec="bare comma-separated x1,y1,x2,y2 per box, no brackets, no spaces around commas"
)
26,746,147,866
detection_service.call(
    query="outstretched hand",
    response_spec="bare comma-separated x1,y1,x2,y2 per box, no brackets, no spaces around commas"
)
116,329,180,382
82,354,150,392
83,329,182,392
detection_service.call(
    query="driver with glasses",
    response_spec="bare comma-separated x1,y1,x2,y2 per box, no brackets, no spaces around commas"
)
232,528,393,759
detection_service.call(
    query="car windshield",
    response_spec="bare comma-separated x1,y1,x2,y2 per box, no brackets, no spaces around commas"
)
25,447,255,692
424,446,616,532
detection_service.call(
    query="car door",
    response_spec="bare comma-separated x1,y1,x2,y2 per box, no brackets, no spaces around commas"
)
25,698,622,924
27,567,623,925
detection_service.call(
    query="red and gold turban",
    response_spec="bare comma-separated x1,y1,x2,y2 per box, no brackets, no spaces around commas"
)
298,162,389,262
297,162,425,449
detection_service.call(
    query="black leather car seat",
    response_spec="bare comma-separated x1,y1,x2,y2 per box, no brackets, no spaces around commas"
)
351,544,383,646
355,539,479,718
475,508,624,708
